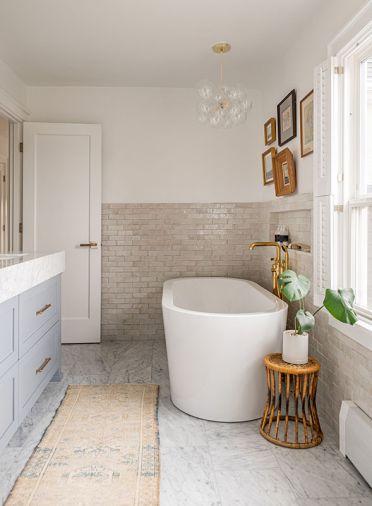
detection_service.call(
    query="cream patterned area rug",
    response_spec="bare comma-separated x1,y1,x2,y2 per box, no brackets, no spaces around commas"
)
6,384,160,506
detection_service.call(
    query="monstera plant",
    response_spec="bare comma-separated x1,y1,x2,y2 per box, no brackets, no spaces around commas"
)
278,270,358,334
277,269,358,364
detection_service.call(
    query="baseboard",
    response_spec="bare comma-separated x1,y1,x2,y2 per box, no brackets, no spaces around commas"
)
340,400,372,487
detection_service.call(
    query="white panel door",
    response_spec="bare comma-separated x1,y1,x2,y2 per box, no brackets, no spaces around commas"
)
23,123,101,343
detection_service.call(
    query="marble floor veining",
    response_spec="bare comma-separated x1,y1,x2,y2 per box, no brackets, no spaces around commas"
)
0,340,371,505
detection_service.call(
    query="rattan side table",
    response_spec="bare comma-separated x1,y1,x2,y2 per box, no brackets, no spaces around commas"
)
260,353,323,449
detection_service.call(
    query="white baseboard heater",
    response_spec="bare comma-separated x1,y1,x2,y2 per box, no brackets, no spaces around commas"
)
340,400,372,487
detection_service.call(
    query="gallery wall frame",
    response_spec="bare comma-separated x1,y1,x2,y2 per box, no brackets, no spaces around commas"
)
277,89,297,146
300,90,314,157
264,117,276,145
262,147,276,185
273,147,296,196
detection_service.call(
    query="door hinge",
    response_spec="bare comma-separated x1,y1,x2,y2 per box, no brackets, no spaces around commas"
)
19,222,23,234
334,205,344,212
334,65,344,75
2,224,5,232
2,175,5,183
19,142,23,153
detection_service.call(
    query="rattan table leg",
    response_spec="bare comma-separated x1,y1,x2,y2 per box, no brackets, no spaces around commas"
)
260,356,323,449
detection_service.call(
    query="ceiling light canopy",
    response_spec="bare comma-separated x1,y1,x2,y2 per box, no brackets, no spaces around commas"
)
197,42,252,128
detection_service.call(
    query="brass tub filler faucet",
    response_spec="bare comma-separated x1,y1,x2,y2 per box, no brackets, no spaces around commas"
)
248,241,289,298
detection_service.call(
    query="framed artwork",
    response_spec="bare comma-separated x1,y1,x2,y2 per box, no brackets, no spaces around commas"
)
262,147,276,185
277,89,297,146
274,148,296,196
264,118,276,145
300,90,314,157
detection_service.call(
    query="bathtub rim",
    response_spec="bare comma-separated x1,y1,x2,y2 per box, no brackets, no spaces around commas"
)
162,276,288,318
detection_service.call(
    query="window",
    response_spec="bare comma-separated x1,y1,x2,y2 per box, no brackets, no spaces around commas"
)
340,37,372,321
313,13,372,347
314,23,372,318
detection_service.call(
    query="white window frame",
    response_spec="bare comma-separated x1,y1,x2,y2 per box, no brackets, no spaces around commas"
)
314,11,372,350
340,33,372,319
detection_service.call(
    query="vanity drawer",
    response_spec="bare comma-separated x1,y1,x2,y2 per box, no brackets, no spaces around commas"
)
19,277,59,356
0,361,19,452
0,296,18,378
19,321,59,422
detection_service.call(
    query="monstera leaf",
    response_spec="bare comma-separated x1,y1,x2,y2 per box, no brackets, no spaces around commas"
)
323,288,358,325
278,270,311,302
296,309,315,334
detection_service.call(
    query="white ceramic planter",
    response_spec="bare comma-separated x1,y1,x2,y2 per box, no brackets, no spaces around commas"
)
282,330,309,364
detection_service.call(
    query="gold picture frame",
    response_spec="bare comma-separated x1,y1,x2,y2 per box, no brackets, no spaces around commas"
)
262,147,276,185
274,148,296,196
300,90,314,157
264,117,276,145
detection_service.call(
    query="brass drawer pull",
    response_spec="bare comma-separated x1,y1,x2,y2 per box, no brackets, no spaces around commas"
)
36,303,52,316
36,357,51,374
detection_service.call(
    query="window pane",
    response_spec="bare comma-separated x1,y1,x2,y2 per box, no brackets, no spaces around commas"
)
350,205,372,311
360,58,372,195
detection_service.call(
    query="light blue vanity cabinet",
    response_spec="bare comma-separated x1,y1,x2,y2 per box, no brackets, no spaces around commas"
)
0,296,18,378
0,275,61,452
19,277,60,356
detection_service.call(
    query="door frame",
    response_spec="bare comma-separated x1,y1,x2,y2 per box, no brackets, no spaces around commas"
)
0,159,8,252
0,86,29,252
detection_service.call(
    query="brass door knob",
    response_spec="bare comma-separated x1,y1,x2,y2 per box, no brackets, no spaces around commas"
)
79,242,98,248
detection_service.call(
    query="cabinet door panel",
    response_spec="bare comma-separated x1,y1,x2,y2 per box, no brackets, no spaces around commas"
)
0,296,18,377
0,362,18,452
19,321,59,422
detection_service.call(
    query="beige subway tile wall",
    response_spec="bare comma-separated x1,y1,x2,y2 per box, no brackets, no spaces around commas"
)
101,193,372,432
102,203,267,341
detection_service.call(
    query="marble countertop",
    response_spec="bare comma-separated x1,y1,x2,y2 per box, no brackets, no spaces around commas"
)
0,251,65,304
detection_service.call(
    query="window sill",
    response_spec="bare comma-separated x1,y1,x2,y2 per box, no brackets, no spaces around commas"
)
329,316,372,351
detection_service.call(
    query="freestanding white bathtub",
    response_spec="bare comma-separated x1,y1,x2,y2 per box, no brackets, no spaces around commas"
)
162,277,287,422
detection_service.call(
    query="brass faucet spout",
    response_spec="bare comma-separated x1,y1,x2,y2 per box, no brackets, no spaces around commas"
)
248,241,281,259
248,241,289,298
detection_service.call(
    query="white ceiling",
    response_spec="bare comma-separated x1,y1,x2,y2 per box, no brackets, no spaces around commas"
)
0,0,324,87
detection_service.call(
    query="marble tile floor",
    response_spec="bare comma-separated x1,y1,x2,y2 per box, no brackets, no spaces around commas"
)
0,340,371,505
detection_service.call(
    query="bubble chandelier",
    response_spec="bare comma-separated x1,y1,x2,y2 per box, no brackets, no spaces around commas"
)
197,42,252,128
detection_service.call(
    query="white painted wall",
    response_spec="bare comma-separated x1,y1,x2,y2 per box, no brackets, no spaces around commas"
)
0,58,27,109
27,87,262,203
260,0,368,200
10,0,369,204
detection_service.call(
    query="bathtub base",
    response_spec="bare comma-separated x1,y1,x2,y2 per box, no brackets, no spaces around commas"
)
162,277,288,423
170,395,262,423
167,345,273,423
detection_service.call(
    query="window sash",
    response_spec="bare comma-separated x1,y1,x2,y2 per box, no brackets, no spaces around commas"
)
337,33,372,320
348,204,371,313
359,59,372,196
